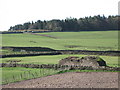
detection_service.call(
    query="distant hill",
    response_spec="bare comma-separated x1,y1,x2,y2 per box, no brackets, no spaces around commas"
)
9,15,120,31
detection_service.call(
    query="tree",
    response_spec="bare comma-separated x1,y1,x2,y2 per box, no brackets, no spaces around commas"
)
9,15,120,31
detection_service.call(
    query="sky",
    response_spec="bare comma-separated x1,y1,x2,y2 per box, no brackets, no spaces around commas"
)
0,0,119,31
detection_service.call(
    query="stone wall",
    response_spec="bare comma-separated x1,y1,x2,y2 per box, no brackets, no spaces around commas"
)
1,63,119,71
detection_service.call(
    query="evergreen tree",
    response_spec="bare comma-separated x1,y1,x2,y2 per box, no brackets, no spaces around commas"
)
8,15,119,31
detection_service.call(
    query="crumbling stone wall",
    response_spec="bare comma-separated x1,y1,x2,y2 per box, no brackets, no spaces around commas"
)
59,56,107,68
0,63,119,71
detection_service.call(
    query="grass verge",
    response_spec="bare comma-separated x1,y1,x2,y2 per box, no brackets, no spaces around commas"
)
1,67,59,85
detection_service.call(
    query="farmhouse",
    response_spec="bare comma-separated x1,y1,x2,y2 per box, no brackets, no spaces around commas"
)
59,56,107,68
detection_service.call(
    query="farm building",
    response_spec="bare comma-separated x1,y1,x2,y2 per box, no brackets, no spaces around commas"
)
59,56,107,68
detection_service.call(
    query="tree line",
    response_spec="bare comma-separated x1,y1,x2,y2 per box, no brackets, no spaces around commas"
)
9,15,120,31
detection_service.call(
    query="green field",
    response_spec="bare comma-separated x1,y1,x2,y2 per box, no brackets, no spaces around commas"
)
1,55,119,67
1,67,59,84
2,31,119,51
1,31,119,84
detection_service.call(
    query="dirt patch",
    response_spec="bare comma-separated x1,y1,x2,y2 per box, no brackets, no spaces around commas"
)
2,72,119,88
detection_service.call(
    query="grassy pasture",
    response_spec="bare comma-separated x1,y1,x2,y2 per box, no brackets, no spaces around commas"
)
1,31,119,84
2,31,118,51
1,55,119,67
1,67,59,84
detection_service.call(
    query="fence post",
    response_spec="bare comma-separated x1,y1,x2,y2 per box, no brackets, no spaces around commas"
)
20,73,23,80
35,71,38,77
28,71,31,79
5,77,8,84
24,72,26,79
31,72,35,79
12,75,15,82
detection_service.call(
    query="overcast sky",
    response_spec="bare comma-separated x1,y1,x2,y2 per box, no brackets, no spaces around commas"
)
0,0,119,31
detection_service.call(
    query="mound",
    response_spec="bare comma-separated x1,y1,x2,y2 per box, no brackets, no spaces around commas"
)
59,56,107,68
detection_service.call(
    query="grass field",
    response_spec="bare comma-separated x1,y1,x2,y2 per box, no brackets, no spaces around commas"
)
1,55,119,67
1,67,59,84
2,31,118,51
1,31,119,85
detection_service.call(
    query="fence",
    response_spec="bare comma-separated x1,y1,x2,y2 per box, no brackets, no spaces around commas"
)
2,68,59,85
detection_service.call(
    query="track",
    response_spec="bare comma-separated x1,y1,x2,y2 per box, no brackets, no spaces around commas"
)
30,33,57,39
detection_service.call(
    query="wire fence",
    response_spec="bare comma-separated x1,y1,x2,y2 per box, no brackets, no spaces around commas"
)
2,68,59,85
